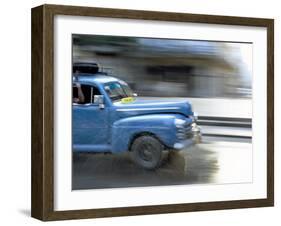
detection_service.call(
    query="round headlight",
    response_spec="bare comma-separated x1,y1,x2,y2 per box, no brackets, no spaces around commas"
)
193,112,198,121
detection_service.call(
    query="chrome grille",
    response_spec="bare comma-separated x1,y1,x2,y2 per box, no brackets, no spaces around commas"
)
176,121,193,140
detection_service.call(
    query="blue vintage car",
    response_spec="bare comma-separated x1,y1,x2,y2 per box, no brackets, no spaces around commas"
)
73,70,201,169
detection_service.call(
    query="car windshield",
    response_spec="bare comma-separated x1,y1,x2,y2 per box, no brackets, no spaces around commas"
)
104,81,134,101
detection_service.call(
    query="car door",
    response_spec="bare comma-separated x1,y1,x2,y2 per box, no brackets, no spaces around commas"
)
72,84,109,152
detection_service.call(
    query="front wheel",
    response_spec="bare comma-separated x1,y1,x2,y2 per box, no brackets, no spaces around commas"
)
130,135,163,170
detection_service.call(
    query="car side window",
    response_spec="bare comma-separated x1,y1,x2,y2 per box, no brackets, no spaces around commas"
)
73,84,101,104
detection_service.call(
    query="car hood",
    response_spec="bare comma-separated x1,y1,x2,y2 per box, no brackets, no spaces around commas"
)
113,98,193,118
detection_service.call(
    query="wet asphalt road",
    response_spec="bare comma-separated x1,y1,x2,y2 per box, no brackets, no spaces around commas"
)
72,136,252,190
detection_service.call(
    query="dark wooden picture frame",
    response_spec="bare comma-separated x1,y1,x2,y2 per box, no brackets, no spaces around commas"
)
31,4,274,221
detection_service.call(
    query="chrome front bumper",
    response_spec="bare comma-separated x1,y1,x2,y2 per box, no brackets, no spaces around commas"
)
191,122,202,143
173,122,201,150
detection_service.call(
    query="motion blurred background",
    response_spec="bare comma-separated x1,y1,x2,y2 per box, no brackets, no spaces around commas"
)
73,35,252,98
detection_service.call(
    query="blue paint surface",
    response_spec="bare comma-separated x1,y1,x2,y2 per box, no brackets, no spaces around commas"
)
73,74,197,153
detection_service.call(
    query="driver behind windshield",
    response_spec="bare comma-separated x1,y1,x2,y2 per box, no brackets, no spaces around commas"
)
73,70,85,104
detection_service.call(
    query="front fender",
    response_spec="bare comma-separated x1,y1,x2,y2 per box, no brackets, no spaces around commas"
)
111,114,181,152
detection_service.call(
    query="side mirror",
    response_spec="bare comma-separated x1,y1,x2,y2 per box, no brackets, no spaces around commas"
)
94,95,105,109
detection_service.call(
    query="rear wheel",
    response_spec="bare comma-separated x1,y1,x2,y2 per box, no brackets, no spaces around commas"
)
130,135,163,170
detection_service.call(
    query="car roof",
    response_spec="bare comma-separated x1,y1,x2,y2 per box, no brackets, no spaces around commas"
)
73,73,120,85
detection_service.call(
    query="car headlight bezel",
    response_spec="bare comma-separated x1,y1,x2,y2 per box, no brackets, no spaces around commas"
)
192,111,198,121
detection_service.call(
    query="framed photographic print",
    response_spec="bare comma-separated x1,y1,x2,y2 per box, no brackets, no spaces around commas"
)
31,4,274,221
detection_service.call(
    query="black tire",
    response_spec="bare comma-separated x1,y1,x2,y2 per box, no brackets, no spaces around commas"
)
130,135,163,170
